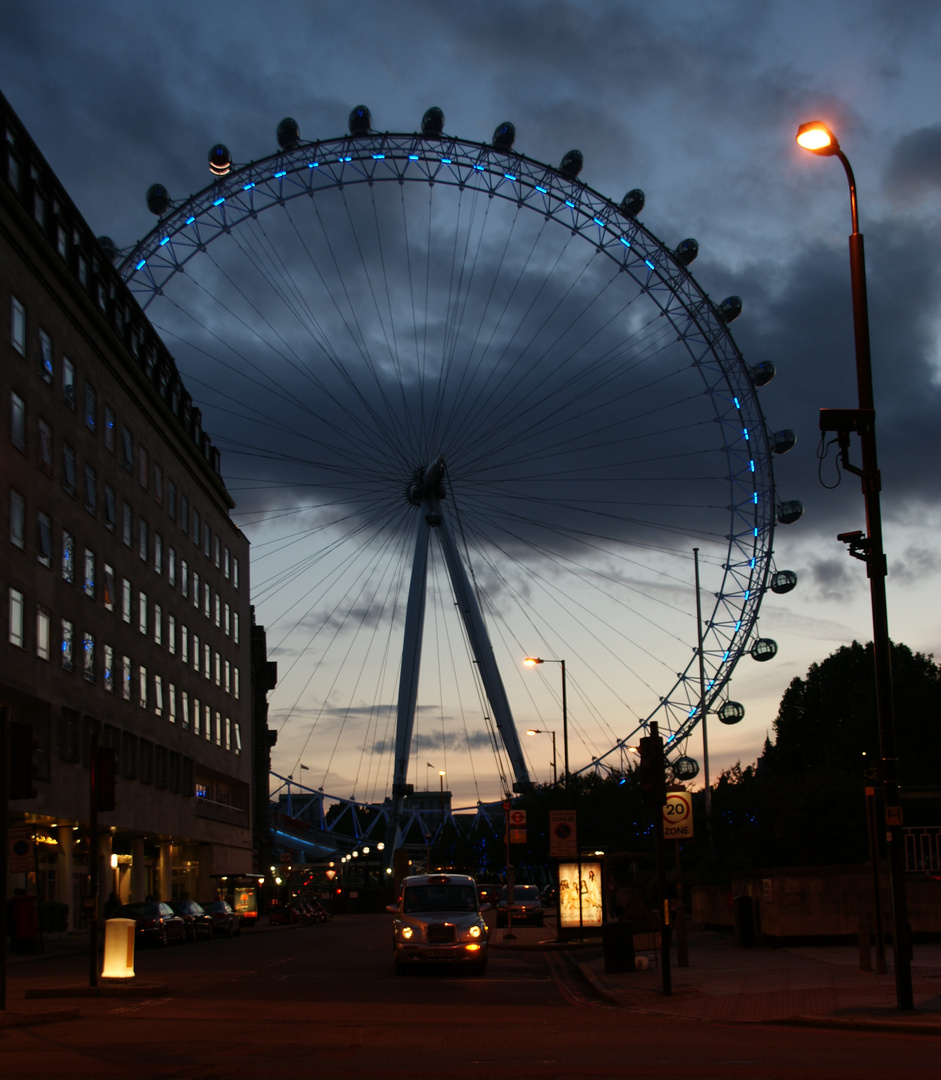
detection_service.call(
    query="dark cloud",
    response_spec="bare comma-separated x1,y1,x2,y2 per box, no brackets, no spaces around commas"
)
884,125,941,202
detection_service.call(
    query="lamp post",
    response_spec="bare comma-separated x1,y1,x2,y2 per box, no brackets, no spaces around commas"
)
522,658,568,797
526,729,558,785
796,120,912,1011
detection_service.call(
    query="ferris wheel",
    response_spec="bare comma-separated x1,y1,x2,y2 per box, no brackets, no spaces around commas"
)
117,105,799,814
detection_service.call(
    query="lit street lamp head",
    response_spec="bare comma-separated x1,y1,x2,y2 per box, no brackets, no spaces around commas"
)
796,120,840,156
522,656,544,666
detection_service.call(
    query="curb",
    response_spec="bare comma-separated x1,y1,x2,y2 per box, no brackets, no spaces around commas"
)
0,1007,81,1029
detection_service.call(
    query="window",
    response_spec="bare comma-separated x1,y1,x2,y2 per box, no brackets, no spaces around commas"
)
225,717,231,752
11,296,26,355
192,570,200,609
154,464,164,504
154,674,164,717
83,632,95,682
39,330,53,384
224,659,231,693
203,581,210,618
84,465,97,514
181,560,189,599
193,633,200,672
139,665,148,709
224,602,230,636
83,549,95,597
62,531,74,582
84,382,97,432
62,618,74,671
37,511,51,566
192,508,200,546
167,480,177,520
154,533,163,575
233,667,240,700
193,697,201,736
214,535,221,568
62,357,75,408
139,446,148,489
204,522,211,558
181,689,190,730
103,644,114,691
104,405,115,451
104,485,116,531
36,606,50,660
57,222,68,260
233,558,240,589
233,612,240,644
215,711,222,746
62,443,76,494
122,655,132,700
214,593,221,627
154,603,162,646
214,651,221,686
121,427,133,471
139,518,148,562
168,683,176,723
10,490,25,548
224,546,231,580
38,419,52,471
11,392,26,450
181,495,189,534
8,588,25,647
206,706,213,742
181,625,189,665
168,547,176,587
234,723,241,756
139,592,147,635
168,614,176,655
204,642,211,679
122,578,132,623
103,564,115,611
122,503,132,546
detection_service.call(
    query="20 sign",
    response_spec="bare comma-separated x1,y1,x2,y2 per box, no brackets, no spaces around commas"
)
662,791,693,839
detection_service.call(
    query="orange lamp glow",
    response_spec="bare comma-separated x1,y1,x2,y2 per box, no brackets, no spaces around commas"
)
796,121,839,156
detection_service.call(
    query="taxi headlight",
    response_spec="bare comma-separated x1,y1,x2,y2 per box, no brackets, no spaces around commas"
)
401,926,413,940
469,924,481,938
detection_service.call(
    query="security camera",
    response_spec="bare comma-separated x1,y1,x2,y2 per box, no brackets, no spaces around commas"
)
836,530,864,544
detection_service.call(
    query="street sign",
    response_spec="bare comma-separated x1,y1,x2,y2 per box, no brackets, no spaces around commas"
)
663,790,693,839
549,809,577,857
9,825,34,872
509,809,527,827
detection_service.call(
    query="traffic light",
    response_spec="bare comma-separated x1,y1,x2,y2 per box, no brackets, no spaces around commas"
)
9,720,38,800
638,732,665,808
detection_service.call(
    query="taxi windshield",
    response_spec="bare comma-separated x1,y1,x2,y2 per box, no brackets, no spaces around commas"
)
402,885,478,913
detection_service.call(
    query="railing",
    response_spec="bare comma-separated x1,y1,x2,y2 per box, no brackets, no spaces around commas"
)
903,826,941,873
194,797,247,827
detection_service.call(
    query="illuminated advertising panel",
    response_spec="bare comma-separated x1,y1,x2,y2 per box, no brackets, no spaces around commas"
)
558,860,603,929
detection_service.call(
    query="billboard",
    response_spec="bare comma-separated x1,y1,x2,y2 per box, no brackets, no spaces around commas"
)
557,860,603,929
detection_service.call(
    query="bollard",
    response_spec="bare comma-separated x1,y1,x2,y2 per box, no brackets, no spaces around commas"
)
101,918,136,980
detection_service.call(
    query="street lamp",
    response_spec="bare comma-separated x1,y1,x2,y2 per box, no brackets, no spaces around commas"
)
797,119,912,1011
522,658,569,797
526,728,558,785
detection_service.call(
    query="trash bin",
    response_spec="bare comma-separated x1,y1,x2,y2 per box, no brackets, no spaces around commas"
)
10,893,41,954
733,894,757,948
602,920,635,973
101,917,136,979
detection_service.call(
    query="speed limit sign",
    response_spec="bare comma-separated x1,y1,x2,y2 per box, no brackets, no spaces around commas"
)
662,791,693,839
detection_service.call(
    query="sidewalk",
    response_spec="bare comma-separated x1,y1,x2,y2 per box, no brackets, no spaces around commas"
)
490,920,941,1034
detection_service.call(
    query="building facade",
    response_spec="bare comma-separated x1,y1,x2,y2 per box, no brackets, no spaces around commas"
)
2,91,256,925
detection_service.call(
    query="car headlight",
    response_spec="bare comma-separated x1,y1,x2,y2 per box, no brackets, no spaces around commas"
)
401,926,413,940
468,925,481,938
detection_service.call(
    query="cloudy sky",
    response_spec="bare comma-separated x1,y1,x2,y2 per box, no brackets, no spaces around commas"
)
4,1,940,809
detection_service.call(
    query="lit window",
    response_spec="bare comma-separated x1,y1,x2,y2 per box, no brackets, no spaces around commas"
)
83,632,95,682
168,613,176,654
103,564,115,611
122,655,132,700
37,605,50,660
139,518,148,562
168,547,176,587
10,490,25,548
38,419,52,471
207,706,214,742
103,644,114,691
181,625,189,664
233,612,240,644
181,560,189,598
11,296,26,356
168,683,177,723
39,330,53,384
203,582,210,618
192,570,200,609
62,357,75,409
203,640,211,677
225,716,231,751
181,690,190,730
224,659,231,693
193,698,201,736
154,603,162,646
224,602,230,636
214,593,221,627
139,592,147,635
214,536,221,568
139,665,148,709
215,651,221,686
84,549,95,598
122,579,132,623
62,618,74,671
37,511,51,566
155,674,164,716
62,531,74,582
234,723,241,755
62,443,76,494
233,558,240,589
11,392,26,450
193,632,200,672
233,667,240,700
8,588,25,647
224,547,231,579
154,533,163,575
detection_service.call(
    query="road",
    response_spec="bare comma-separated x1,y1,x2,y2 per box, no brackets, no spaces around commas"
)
3,915,940,1078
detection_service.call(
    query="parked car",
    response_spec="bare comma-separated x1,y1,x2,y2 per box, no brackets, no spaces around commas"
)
168,899,214,942
202,900,241,937
541,883,558,909
388,873,488,975
110,901,187,947
476,883,500,908
496,884,544,927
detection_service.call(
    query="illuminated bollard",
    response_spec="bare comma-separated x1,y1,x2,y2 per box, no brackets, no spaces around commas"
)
101,917,136,979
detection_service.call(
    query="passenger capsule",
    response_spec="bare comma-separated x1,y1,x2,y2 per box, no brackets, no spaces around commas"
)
277,117,300,150
718,295,743,323
422,107,444,136
349,105,371,135
620,188,645,217
208,143,231,177
771,429,797,455
718,701,746,724
98,236,118,262
750,360,776,387
146,183,171,217
492,122,516,149
675,238,699,266
559,149,583,178
672,756,700,780
770,570,798,594
777,499,804,525
750,639,778,663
